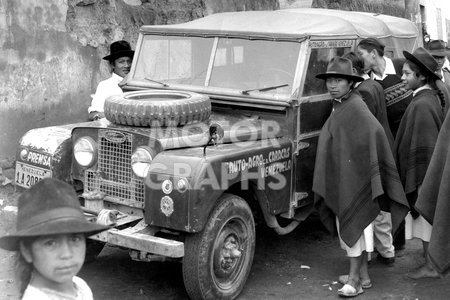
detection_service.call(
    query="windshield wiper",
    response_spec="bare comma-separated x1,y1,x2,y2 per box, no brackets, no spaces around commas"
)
241,83,289,95
144,77,169,87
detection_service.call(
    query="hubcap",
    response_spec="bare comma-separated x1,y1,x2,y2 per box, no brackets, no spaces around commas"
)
212,219,248,288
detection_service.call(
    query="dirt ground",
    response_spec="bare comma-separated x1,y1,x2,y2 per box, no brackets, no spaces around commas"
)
1,183,450,300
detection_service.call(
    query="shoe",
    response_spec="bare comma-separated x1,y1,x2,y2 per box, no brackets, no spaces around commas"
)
338,283,364,297
376,255,395,266
394,243,405,251
338,275,372,289
395,248,405,258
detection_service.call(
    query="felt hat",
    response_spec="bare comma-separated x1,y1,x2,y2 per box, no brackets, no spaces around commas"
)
427,40,449,57
316,56,364,82
103,40,134,62
403,47,440,81
0,178,109,251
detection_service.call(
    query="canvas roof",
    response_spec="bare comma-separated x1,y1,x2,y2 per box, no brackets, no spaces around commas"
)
140,8,419,41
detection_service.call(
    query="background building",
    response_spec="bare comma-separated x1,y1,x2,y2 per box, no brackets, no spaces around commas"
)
418,0,450,44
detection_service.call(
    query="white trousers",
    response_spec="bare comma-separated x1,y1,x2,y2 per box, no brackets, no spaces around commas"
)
336,218,374,257
405,212,432,242
373,211,395,258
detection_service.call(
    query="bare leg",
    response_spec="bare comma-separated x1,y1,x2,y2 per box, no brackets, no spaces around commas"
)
348,255,362,288
359,251,370,282
407,241,440,279
339,252,372,287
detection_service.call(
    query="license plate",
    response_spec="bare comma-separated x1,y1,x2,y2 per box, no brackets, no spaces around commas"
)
15,163,52,188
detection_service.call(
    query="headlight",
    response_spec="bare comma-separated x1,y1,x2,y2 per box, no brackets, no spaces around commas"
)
74,137,96,167
176,178,189,193
131,147,153,178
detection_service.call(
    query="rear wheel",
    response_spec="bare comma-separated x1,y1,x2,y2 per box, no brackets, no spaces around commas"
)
182,194,255,300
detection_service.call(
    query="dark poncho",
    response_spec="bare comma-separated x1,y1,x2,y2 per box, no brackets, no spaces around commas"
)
357,79,394,148
393,89,444,213
313,91,409,247
415,110,450,275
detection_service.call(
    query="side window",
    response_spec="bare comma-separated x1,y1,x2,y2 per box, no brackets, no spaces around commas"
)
302,47,349,97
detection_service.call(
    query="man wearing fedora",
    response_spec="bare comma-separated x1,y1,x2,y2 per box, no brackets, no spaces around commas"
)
313,57,408,297
427,40,450,82
427,40,450,115
88,40,134,121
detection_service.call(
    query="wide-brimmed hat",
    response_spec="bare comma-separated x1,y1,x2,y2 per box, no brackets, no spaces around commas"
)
103,40,134,62
427,40,449,57
403,47,440,81
316,56,364,82
0,178,109,251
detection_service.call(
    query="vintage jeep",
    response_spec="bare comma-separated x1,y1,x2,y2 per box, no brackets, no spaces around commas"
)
14,8,419,300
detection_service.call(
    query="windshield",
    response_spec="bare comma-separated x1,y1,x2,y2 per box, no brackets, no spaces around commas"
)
134,35,215,86
133,35,301,96
209,39,299,95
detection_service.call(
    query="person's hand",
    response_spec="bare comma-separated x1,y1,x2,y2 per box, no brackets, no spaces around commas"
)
89,111,105,121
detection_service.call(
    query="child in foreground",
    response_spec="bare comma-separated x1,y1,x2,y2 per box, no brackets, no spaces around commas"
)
0,178,109,299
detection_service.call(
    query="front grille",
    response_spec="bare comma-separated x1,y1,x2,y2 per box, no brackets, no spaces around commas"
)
84,130,144,208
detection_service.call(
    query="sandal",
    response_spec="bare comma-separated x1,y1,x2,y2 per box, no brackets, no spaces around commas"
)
338,274,372,289
338,283,364,297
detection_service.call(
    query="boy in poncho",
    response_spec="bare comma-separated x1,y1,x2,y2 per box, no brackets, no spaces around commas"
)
313,56,409,297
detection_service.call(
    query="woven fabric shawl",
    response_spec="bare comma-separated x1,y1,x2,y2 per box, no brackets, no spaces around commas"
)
357,79,394,148
313,91,409,247
394,89,444,197
415,110,450,274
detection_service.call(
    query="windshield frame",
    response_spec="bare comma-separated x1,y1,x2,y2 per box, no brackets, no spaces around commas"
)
127,33,305,102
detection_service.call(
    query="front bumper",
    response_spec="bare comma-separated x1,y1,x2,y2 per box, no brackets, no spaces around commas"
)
88,216,184,258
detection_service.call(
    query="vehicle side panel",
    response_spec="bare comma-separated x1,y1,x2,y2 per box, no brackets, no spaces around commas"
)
145,139,293,232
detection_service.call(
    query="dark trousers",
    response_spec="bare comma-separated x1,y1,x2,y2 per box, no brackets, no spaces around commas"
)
393,220,405,250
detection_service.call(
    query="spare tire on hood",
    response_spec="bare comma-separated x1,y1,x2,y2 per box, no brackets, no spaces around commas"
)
104,90,211,127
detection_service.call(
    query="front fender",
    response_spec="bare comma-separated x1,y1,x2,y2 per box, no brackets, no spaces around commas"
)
144,138,293,232
15,124,80,186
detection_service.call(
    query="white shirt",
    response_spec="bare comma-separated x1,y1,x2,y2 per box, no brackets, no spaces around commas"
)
412,84,432,97
88,73,124,113
370,56,396,81
443,57,450,70
437,69,446,83
21,276,93,300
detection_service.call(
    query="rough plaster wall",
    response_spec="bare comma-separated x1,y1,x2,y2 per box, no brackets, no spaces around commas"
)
206,0,278,14
66,0,206,94
0,0,100,161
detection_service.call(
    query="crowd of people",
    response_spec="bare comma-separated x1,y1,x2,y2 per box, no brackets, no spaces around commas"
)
313,38,450,297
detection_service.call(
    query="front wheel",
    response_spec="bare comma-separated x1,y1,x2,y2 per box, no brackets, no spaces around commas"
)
182,194,255,300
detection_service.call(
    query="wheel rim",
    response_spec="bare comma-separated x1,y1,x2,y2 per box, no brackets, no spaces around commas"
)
211,217,250,290
124,90,192,102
